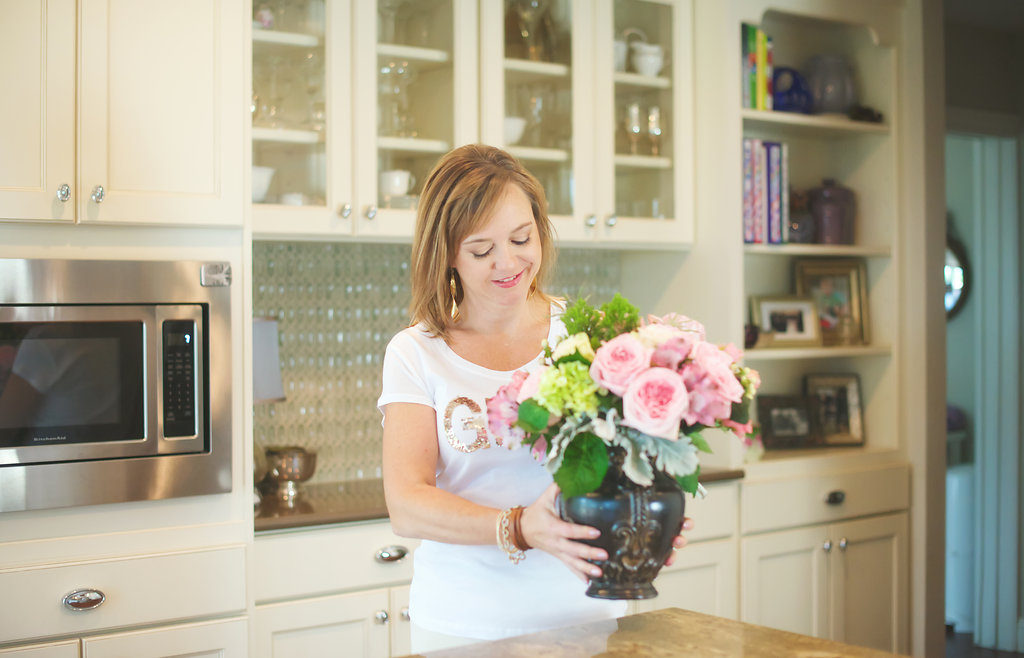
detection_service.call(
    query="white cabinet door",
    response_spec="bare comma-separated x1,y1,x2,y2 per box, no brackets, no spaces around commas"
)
830,512,908,654
0,0,75,222
77,0,244,225
389,585,411,658
636,537,738,619
82,617,247,658
0,640,78,658
252,589,390,658
740,524,830,638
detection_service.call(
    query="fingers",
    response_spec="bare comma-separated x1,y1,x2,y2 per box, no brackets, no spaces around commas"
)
664,517,694,567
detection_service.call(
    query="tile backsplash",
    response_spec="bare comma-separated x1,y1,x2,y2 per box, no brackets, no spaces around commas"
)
253,241,621,483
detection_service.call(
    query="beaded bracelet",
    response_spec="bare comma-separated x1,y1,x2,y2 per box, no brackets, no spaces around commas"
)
496,506,528,564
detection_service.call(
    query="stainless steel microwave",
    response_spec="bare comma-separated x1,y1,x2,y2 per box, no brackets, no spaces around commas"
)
0,258,233,512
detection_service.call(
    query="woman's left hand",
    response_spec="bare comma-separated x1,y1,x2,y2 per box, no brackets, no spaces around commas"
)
663,517,694,567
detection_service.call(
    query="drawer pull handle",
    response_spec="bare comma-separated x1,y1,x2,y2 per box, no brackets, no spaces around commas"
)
839,537,848,551
825,490,846,505
375,545,408,563
823,540,832,553
375,610,389,624
63,588,105,611
401,606,410,621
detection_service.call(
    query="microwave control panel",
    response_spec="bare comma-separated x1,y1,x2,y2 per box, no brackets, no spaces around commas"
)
162,319,197,437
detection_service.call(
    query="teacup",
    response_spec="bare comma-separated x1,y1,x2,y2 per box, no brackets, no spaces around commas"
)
380,169,414,197
631,42,664,77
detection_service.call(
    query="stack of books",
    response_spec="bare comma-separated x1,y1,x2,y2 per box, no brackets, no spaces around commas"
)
741,23,773,110
742,138,789,244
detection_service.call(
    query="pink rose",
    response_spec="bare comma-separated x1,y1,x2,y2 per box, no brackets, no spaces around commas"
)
651,335,699,372
530,436,548,462
486,370,529,448
622,367,690,440
516,367,546,403
646,313,706,340
681,343,745,427
721,418,753,440
590,333,654,396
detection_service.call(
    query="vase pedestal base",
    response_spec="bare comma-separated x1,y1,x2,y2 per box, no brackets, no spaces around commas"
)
585,581,659,600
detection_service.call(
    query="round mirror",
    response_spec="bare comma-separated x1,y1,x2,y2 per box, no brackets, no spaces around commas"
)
944,235,971,319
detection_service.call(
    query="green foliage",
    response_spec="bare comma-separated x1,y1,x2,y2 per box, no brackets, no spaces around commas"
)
730,396,751,425
561,297,603,341
689,432,713,454
561,294,641,349
517,399,550,433
553,432,609,498
675,466,701,496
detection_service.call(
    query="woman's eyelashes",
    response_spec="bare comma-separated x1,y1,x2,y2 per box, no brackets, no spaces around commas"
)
470,236,531,259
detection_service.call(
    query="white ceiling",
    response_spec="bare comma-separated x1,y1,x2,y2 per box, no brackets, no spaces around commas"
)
945,0,1024,33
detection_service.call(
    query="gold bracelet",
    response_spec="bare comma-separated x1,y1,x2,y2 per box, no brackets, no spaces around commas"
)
496,507,526,564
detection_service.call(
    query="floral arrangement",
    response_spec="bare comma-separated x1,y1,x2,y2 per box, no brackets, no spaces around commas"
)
486,295,761,498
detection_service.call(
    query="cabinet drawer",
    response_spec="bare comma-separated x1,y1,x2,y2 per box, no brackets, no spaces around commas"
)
686,481,738,542
0,546,245,644
740,464,909,534
254,521,418,603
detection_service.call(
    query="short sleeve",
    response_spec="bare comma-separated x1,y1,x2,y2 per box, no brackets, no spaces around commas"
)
377,330,434,419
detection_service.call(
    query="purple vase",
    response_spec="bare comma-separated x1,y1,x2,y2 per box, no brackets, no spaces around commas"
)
808,178,855,245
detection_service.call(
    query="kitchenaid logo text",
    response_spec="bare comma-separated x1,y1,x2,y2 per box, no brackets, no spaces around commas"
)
33,435,67,443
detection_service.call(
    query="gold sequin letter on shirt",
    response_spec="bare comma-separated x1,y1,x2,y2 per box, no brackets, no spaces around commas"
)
444,397,489,453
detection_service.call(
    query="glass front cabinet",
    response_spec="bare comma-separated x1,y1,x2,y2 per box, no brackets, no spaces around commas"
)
251,0,691,246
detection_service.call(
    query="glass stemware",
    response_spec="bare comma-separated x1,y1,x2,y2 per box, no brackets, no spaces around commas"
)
647,105,662,156
378,60,417,137
625,101,642,155
511,0,551,61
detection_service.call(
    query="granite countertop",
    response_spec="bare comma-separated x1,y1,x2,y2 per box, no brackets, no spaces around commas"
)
255,467,744,533
407,607,906,658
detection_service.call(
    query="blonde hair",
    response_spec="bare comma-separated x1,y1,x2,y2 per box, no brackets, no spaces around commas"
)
408,144,557,342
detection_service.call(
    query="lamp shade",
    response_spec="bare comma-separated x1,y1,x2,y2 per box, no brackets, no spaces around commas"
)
253,317,285,404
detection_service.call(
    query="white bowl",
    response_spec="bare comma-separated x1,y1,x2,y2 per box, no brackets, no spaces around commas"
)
252,166,275,203
504,116,527,145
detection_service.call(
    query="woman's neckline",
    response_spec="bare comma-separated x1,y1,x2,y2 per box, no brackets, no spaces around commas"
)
439,300,560,375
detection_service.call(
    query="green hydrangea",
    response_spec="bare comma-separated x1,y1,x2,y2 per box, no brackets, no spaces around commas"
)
537,361,599,418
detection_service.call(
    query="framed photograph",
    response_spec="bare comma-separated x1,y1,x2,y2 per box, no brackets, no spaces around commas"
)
749,296,822,347
804,373,865,446
794,258,870,346
756,395,820,449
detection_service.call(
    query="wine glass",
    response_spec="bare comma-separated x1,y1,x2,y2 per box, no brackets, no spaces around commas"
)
647,105,662,156
625,101,642,155
511,0,550,61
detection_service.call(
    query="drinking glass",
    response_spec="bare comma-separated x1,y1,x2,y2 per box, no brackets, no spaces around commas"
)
511,0,551,61
647,105,662,156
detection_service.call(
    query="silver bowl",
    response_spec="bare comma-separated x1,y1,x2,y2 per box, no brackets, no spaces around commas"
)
264,446,317,501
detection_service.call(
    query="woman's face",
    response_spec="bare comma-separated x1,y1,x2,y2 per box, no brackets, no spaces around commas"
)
452,184,542,313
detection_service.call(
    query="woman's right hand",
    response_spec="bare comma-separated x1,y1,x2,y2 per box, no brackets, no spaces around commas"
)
520,483,609,582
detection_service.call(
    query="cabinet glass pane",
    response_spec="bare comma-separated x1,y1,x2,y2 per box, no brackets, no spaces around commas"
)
377,0,454,210
613,0,674,219
503,0,573,216
252,0,327,207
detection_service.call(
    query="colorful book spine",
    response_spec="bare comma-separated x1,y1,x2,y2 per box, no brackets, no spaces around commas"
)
781,143,790,242
741,24,752,109
766,142,782,243
755,29,766,110
742,138,754,243
753,138,766,243
765,37,774,111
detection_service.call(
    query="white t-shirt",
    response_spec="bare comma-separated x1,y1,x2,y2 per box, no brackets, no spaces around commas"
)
377,307,626,640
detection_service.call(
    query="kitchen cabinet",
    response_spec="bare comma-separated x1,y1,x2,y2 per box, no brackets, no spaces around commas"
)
0,0,244,226
0,642,78,658
82,618,247,658
479,0,694,247
252,520,418,658
251,0,478,239
738,465,909,654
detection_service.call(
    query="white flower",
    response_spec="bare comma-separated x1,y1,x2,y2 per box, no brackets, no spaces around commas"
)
551,332,596,363
635,323,683,349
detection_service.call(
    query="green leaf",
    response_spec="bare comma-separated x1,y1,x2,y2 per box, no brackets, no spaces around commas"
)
553,433,609,498
731,396,751,424
675,466,701,496
517,399,550,433
689,432,713,454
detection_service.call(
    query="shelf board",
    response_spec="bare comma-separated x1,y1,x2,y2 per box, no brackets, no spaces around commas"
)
744,344,892,360
252,127,323,144
507,146,570,163
504,58,570,84
253,29,321,48
741,109,889,137
377,136,449,154
377,43,450,67
614,71,671,89
744,244,891,257
614,154,672,170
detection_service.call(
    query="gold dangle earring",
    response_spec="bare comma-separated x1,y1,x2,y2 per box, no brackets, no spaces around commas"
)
449,270,461,323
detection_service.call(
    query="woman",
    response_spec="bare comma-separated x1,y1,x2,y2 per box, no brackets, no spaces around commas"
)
377,144,691,651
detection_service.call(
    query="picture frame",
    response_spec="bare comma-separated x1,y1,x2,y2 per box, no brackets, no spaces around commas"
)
756,395,820,449
794,258,870,346
749,296,822,347
804,373,865,446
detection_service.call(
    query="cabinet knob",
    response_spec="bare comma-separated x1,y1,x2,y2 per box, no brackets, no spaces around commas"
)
364,204,377,220
605,214,618,228
374,610,389,624
375,545,408,563
63,588,105,611
823,539,832,553
839,537,848,551
584,214,597,227
400,606,410,621
90,185,105,204
56,184,71,203
825,490,846,505
338,203,352,218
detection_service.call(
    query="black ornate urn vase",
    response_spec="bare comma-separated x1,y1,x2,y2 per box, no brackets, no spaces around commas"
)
558,448,685,599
